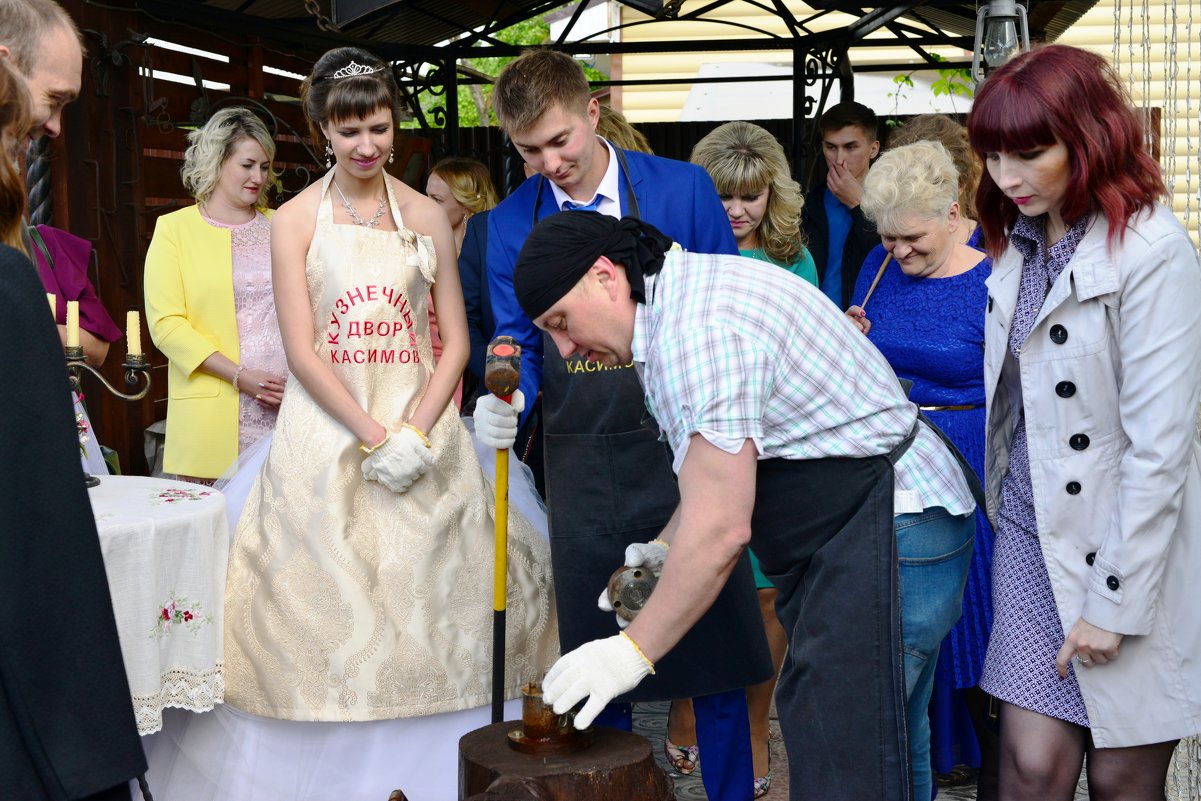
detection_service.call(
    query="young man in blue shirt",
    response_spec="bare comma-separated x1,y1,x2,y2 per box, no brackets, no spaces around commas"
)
801,101,882,308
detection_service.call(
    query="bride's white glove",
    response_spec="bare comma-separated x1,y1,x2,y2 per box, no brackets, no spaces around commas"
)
472,389,525,450
362,426,434,493
542,633,655,729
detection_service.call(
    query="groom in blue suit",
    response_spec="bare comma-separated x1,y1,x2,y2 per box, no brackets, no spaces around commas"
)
477,50,772,801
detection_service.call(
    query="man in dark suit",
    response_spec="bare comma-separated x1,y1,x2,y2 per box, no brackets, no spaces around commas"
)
0,0,81,141
1,3,146,798
801,100,882,308
475,50,772,801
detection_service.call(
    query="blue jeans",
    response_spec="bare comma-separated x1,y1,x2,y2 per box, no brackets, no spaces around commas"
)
897,507,974,801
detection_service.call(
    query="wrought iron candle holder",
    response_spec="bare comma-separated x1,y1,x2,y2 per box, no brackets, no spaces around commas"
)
65,345,151,487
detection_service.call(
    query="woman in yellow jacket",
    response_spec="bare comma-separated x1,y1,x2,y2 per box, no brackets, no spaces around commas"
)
145,107,286,480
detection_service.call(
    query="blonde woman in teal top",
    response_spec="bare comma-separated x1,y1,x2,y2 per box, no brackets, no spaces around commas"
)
690,119,815,797
740,242,817,284
693,121,818,288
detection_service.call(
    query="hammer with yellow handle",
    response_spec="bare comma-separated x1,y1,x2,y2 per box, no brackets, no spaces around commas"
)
484,335,521,723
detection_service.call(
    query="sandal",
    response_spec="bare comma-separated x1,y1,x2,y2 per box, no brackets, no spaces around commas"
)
664,738,699,775
753,751,772,798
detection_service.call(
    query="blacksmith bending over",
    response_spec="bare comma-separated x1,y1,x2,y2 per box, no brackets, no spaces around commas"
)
509,211,975,801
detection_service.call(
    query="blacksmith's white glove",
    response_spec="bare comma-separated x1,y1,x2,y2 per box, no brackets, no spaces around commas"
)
472,390,525,450
597,587,631,630
624,539,669,576
597,539,669,629
362,426,434,493
542,633,655,729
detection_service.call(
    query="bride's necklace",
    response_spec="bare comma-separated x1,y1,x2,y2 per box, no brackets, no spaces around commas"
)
333,179,387,228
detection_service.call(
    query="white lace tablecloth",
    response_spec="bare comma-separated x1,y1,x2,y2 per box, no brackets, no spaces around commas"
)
89,475,229,736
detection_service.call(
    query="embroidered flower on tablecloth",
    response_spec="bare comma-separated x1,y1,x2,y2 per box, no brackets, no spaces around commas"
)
150,593,214,639
148,487,213,506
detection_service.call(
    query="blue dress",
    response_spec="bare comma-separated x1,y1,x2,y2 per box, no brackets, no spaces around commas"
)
850,229,994,773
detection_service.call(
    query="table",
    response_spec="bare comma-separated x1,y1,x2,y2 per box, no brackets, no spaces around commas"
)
89,475,229,736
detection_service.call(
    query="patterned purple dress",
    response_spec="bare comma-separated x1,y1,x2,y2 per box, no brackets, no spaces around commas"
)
979,213,1090,726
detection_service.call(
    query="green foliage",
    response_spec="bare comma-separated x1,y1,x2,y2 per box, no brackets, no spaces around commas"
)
883,52,975,129
930,53,974,100
401,16,610,130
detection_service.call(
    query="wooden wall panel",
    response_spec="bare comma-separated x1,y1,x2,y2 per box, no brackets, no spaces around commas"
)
53,1,331,476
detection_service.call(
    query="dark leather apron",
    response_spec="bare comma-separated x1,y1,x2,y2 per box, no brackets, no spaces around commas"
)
533,150,772,700
750,429,917,801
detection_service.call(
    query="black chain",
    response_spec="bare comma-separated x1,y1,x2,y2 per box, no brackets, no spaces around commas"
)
304,0,340,33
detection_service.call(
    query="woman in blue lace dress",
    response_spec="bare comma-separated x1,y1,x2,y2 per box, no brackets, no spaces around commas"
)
874,114,999,796
847,140,988,801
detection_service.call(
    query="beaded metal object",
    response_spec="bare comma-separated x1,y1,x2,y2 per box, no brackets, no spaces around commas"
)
333,180,387,228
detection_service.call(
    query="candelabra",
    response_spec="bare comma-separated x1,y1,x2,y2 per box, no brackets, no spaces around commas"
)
65,345,151,487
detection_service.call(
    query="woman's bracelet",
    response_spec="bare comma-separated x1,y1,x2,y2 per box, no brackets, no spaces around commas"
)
401,422,431,449
620,631,656,674
231,364,245,388
359,429,390,455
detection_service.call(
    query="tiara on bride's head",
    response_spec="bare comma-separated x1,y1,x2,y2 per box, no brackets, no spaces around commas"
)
317,61,383,83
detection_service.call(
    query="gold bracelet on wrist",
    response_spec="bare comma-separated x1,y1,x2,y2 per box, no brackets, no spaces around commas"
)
359,429,390,455
231,364,245,388
400,422,431,449
620,631,656,674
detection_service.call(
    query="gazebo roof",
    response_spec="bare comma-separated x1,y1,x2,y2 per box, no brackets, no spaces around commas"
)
136,0,1098,64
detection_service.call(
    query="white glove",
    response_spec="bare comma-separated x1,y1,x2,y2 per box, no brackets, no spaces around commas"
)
542,634,654,729
362,426,434,493
472,390,525,450
597,587,631,630
597,540,669,629
624,540,669,576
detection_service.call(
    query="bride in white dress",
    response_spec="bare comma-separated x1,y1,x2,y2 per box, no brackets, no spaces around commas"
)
143,46,557,801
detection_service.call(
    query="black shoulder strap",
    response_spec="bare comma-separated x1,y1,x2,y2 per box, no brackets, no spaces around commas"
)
612,146,640,220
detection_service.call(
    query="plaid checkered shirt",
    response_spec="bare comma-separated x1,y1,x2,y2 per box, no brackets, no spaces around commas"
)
631,250,974,515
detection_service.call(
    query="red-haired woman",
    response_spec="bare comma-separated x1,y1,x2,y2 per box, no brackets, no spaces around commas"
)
969,44,1201,799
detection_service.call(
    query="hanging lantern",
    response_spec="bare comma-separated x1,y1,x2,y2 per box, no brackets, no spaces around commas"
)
971,1,1031,83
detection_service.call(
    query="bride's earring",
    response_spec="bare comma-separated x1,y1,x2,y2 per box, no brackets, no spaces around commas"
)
388,147,395,164
325,142,333,169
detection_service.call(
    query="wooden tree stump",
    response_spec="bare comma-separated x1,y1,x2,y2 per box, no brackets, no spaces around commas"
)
459,722,674,801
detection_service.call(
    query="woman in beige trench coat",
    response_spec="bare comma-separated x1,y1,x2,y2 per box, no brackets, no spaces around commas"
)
968,45,1201,800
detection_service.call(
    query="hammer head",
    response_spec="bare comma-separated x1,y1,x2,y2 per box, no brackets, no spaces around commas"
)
484,336,522,397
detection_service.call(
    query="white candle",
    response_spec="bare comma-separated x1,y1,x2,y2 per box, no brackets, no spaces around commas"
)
126,310,142,356
47,293,55,320
66,301,80,348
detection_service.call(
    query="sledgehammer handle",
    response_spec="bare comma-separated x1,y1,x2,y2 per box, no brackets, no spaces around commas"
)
484,336,521,723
